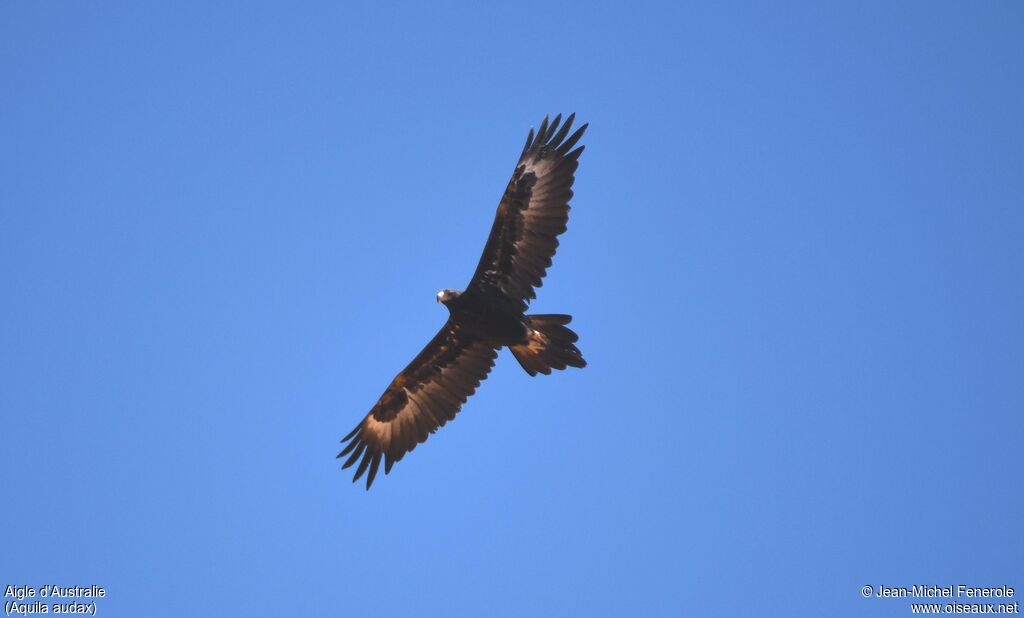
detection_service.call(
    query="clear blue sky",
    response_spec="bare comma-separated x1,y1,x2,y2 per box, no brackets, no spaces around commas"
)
2,2,1021,617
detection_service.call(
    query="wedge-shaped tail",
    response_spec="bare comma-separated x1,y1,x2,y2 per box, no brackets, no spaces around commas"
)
509,314,586,376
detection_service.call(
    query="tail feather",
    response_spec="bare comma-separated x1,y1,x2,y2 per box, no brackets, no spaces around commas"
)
510,314,586,376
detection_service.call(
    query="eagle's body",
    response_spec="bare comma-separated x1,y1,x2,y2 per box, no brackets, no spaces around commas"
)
339,114,588,488
438,287,524,342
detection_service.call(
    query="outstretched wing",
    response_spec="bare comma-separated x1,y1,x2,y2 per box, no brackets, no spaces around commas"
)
338,319,498,489
469,113,588,311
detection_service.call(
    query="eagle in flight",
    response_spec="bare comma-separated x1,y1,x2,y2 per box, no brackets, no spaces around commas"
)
338,114,588,488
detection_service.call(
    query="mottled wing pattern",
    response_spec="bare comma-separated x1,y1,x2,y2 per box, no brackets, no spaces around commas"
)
470,114,587,310
338,320,498,489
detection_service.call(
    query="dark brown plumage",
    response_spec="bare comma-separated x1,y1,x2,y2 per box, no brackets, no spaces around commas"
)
338,114,588,488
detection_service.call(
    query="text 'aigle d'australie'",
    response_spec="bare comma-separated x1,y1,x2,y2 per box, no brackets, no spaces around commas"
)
4,584,106,615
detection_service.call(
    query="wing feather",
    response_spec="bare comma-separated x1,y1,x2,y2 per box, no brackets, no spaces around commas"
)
338,319,498,489
469,114,587,308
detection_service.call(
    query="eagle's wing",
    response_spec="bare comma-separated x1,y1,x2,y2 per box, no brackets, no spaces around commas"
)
468,114,588,310
338,319,498,489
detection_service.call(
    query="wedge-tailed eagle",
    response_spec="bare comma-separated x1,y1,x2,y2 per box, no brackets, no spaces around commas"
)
338,114,588,488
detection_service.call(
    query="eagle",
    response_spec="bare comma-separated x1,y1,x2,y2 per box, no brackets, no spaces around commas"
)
338,114,588,489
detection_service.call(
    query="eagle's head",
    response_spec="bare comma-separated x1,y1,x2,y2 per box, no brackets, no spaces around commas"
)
436,289,461,305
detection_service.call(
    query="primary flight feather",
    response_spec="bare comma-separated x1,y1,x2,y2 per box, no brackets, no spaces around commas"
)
338,114,588,489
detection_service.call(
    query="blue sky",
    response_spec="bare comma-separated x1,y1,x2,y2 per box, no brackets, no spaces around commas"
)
2,2,1021,616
